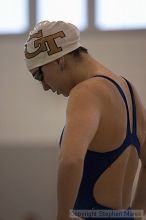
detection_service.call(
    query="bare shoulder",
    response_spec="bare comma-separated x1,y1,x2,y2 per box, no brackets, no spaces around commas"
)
60,79,102,160
69,77,107,100
67,78,104,115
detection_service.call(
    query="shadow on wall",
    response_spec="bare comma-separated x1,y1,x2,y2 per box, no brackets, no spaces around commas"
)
0,144,59,220
23,213,40,220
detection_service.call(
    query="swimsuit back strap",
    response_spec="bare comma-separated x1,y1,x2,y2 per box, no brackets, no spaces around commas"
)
93,75,131,135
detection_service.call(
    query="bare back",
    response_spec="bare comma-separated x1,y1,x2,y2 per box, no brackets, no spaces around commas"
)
87,73,146,209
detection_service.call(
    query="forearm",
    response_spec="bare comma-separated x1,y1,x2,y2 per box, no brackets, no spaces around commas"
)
132,166,146,215
57,158,84,219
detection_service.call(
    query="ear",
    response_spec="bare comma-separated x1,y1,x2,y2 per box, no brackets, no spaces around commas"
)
56,59,60,64
58,57,64,65
57,57,65,71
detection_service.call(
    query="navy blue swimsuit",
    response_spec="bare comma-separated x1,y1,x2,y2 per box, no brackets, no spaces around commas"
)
59,75,141,219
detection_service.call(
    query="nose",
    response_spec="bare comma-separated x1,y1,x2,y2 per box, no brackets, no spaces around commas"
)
42,81,51,91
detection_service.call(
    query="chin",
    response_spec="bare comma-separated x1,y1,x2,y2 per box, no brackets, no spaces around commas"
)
64,94,69,97
62,92,69,97
61,90,69,97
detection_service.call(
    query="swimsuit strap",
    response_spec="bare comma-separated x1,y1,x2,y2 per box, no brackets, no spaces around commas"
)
93,75,131,135
123,78,137,135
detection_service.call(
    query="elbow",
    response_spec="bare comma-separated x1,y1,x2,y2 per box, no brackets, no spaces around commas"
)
59,156,84,167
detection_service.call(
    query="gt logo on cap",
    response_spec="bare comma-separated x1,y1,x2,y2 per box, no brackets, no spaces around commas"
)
25,30,66,59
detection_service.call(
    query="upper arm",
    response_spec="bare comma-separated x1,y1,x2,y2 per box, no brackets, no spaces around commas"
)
59,85,101,162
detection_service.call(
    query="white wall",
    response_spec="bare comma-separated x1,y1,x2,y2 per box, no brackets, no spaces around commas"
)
0,146,58,220
0,30,146,220
0,31,146,145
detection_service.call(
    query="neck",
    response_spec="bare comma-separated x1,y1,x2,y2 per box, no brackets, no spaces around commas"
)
69,53,112,86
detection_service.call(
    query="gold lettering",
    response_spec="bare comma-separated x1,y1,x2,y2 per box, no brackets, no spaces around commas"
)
25,30,66,59
28,30,43,42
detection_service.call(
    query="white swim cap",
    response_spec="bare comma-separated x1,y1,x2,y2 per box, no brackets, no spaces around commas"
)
24,20,81,71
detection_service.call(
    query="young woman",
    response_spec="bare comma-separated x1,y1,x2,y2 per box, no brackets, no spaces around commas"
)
24,20,146,220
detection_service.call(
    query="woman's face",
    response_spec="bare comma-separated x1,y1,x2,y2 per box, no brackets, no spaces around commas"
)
40,61,71,97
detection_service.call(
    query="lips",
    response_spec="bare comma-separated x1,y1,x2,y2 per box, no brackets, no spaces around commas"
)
51,90,61,95
51,89,56,93
57,91,61,95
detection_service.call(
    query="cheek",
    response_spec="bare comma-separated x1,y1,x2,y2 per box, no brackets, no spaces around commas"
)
42,81,50,90
44,72,54,84
45,73,61,89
